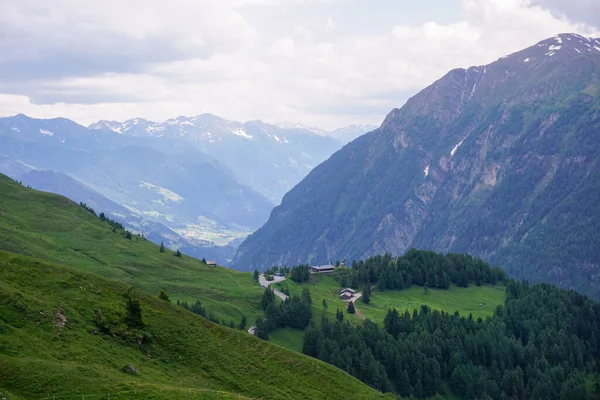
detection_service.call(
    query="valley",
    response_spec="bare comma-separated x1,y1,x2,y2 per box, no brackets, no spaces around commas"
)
0,114,374,267
2,8,600,396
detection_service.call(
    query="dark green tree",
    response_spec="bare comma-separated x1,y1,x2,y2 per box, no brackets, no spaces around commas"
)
362,285,371,304
260,287,275,310
125,296,144,329
175,249,182,257
302,287,312,305
160,241,165,253
347,301,355,314
255,318,269,340
239,315,247,330
336,309,344,322
253,269,260,281
322,299,328,310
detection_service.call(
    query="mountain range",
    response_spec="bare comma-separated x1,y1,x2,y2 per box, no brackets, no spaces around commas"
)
233,33,600,298
0,113,373,264
89,115,376,203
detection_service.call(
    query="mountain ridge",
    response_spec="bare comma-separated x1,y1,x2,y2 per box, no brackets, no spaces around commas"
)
233,33,600,298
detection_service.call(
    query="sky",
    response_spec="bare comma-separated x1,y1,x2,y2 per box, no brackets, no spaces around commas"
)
0,0,599,130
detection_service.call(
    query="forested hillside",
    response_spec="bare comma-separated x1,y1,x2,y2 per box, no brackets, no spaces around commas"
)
303,281,600,399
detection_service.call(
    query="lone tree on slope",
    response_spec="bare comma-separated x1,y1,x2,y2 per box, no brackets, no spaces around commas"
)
347,301,356,314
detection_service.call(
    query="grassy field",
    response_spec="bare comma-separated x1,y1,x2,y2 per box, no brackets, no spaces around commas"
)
0,175,263,325
359,284,506,323
268,328,306,353
0,250,390,400
271,275,505,352
274,274,364,324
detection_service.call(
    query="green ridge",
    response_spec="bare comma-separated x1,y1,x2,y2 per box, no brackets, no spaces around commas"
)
0,174,390,399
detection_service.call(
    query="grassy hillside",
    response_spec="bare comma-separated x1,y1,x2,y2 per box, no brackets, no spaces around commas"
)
0,174,262,325
0,250,390,399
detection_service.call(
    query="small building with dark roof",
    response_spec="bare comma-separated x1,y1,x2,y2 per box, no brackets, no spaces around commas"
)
310,264,335,274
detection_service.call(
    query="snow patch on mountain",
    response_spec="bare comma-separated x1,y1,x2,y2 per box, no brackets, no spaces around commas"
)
424,165,430,177
39,129,54,136
451,138,466,157
231,128,253,139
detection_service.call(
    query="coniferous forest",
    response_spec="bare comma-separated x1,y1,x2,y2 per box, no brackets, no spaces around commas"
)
299,251,600,399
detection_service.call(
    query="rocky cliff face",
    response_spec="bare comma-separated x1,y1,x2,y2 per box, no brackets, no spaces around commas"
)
233,34,600,298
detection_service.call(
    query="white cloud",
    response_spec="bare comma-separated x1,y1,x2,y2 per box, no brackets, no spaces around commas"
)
0,0,597,129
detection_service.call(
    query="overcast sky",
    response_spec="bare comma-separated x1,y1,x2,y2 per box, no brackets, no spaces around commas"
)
0,0,598,129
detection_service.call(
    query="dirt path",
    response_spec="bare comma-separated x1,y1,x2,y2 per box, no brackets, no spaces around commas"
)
353,305,366,320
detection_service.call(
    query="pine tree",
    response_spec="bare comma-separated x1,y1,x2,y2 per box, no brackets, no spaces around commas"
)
336,309,344,322
125,296,144,329
160,241,165,253
322,299,328,310
362,285,371,304
175,249,182,257
347,301,356,314
253,269,260,281
239,315,247,330
260,287,275,310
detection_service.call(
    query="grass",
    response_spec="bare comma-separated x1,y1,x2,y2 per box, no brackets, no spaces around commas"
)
268,328,306,353
0,251,390,400
274,274,363,324
359,284,506,323
0,175,264,326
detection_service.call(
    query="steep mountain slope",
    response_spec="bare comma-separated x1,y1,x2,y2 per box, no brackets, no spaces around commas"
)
234,34,600,298
90,115,363,203
0,115,272,262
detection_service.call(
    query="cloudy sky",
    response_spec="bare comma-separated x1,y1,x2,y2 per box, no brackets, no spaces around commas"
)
0,0,598,129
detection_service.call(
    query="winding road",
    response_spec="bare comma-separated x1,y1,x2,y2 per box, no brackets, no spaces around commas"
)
258,274,289,301
248,274,289,335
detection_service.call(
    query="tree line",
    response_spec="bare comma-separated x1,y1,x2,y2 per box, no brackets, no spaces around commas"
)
336,250,507,291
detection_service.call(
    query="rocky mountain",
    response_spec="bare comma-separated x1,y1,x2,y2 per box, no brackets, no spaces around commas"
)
233,33,600,298
0,115,272,263
89,115,353,203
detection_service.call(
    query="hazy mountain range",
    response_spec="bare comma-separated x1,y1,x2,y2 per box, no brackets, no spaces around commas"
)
233,33,600,298
89,115,376,203
0,113,374,263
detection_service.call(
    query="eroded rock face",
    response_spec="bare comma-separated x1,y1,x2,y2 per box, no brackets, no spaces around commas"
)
234,34,600,299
